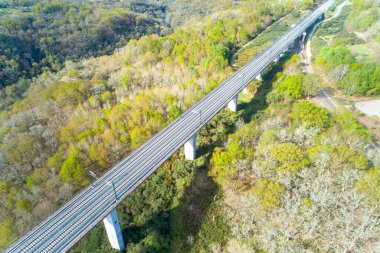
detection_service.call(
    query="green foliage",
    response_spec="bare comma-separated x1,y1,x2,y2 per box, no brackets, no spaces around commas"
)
0,219,15,249
168,105,181,119
316,45,356,69
355,167,380,205
59,147,88,186
278,74,303,100
291,100,331,129
337,62,380,95
0,0,165,89
302,73,322,98
346,0,379,31
120,159,196,226
2,1,372,251
313,16,379,96
250,178,285,208
210,138,250,185
0,181,8,194
271,143,309,173
16,199,32,212
334,108,370,140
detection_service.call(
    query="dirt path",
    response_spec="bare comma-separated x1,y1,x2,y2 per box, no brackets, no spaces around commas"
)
305,0,351,68
300,0,380,151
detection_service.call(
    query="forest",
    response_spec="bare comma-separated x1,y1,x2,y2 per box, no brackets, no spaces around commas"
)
0,0,379,252
0,0,166,95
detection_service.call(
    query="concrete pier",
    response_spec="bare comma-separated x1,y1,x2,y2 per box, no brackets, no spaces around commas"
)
227,95,238,112
184,134,196,160
255,70,264,80
103,209,125,251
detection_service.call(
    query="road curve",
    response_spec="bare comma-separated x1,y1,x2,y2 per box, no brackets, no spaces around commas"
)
5,1,335,252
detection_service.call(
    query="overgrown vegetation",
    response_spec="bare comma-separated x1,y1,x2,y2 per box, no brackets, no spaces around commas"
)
0,0,167,92
312,0,380,96
208,56,380,252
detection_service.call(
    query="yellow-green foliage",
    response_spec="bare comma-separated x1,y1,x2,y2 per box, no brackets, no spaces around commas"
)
59,147,88,186
210,138,251,186
355,167,380,205
271,143,309,173
291,100,331,129
250,178,285,208
278,74,303,99
16,199,32,212
0,219,15,249
334,108,370,140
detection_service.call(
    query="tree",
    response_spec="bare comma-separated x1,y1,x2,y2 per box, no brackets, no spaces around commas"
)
355,167,380,205
59,147,88,186
16,199,32,212
278,74,303,100
250,178,285,208
291,100,331,129
302,73,322,98
210,138,250,186
271,143,309,173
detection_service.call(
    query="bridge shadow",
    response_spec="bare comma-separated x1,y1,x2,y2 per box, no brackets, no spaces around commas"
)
117,51,297,253
239,51,294,123
118,163,218,253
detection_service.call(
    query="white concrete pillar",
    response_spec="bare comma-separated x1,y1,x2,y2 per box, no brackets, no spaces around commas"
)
103,208,125,251
243,87,248,95
227,95,238,112
273,56,280,62
184,134,196,160
255,70,264,81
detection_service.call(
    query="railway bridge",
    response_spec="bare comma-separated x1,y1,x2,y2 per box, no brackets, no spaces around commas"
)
5,1,335,252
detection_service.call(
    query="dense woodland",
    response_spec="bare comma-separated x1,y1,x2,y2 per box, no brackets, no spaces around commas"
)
0,0,168,110
0,0,379,252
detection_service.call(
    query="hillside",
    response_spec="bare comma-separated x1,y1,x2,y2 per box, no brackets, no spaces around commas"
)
0,0,169,111
0,0,318,250
1,0,379,252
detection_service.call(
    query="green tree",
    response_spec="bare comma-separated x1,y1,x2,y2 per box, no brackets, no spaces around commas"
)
210,137,250,186
291,100,331,129
59,147,88,186
271,143,309,173
16,199,32,212
250,178,285,208
355,167,380,205
302,74,322,98
278,74,303,99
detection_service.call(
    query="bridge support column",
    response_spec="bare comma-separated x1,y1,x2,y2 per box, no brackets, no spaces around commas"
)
103,208,125,251
184,134,196,160
301,31,307,43
273,55,280,63
227,95,238,112
255,70,264,81
243,87,248,95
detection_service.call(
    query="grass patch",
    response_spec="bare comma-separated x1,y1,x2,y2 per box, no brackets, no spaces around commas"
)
348,44,379,62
